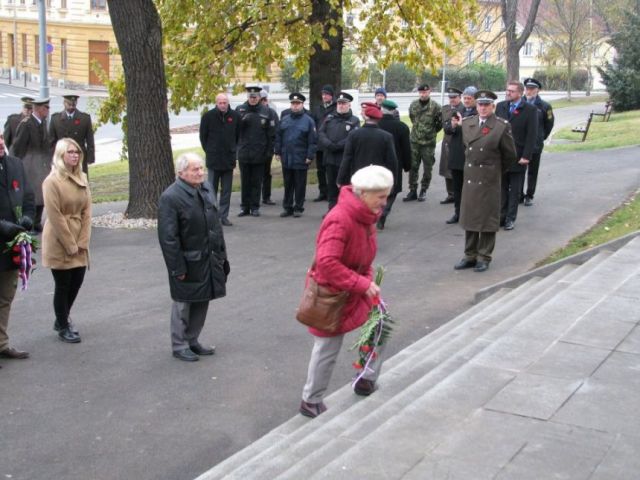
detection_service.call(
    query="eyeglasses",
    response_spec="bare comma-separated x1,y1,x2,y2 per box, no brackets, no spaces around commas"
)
66,150,81,155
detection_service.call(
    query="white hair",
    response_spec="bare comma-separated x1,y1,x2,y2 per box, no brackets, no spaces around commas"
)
351,165,394,194
176,152,204,175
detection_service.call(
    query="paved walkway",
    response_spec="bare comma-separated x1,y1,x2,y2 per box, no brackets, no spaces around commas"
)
1,134,638,478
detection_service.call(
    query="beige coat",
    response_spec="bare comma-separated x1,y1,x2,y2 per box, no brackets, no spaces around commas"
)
42,170,92,269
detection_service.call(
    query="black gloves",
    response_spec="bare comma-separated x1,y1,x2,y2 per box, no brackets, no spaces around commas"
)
0,220,25,239
18,216,33,232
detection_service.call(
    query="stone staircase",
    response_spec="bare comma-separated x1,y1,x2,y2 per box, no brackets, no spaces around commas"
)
196,236,640,480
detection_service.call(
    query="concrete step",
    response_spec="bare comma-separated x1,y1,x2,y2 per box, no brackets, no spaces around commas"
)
207,267,580,479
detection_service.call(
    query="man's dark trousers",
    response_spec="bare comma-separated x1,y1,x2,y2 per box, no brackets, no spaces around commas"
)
282,168,308,213
239,163,263,213
325,163,340,209
315,152,327,198
501,172,525,223
209,169,233,220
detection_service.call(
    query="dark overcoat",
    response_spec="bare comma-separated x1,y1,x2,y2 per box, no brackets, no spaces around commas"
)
495,100,538,173
236,102,275,164
317,111,360,167
337,123,398,186
3,113,26,150
0,154,36,272
528,95,555,154
378,114,411,194
459,114,517,232
11,115,51,205
49,109,95,172
158,179,228,303
439,103,464,177
199,107,240,171
444,106,477,171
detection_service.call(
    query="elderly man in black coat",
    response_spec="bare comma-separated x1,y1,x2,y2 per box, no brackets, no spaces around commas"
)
158,153,229,362
377,99,411,230
199,93,240,226
495,81,538,231
337,102,397,188
0,133,35,363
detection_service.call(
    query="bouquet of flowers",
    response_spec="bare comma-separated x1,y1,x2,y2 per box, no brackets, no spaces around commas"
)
5,207,38,290
351,266,394,384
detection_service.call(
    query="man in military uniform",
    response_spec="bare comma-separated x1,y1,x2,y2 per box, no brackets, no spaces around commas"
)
259,91,279,206
310,85,336,202
439,87,464,204
3,97,33,150
405,84,442,202
11,97,52,231
522,77,554,206
378,99,411,230
317,91,360,211
235,86,276,217
49,94,95,177
454,90,517,273
495,81,538,231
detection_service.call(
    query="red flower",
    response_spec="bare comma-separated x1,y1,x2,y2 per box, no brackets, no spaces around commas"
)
227,117,233,123
11,180,19,191
12,256,21,265
12,245,21,253
360,345,371,353
352,361,363,370
372,296,380,306
482,127,490,135
74,119,81,125
513,109,519,115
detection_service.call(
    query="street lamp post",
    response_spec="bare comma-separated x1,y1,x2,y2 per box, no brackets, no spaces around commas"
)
38,0,49,99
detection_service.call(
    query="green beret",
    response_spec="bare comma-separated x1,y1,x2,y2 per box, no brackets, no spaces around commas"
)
381,99,398,109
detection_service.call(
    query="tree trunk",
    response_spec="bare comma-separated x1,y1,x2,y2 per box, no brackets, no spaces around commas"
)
501,0,542,82
107,0,174,218
308,0,344,112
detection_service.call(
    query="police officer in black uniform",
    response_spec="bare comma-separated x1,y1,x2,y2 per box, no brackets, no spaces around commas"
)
235,86,276,217
311,85,337,202
522,77,554,206
317,91,360,211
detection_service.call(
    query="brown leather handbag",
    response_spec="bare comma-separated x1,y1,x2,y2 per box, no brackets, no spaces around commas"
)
296,275,349,333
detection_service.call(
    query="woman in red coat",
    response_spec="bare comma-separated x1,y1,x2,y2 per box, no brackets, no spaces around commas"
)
300,165,394,418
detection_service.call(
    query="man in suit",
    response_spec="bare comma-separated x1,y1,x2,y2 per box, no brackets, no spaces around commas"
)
11,97,52,231
199,93,240,226
495,81,538,231
49,95,95,177
3,97,33,151
522,77,554,206
454,90,517,273
0,132,35,363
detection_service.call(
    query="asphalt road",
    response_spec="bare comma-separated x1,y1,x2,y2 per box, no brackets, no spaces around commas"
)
1,127,638,479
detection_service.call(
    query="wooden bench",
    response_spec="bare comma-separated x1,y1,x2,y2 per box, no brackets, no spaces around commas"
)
592,100,613,122
572,112,594,142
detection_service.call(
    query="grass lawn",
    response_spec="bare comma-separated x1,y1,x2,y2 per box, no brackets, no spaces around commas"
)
539,190,640,266
546,109,640,153
549,94,609,109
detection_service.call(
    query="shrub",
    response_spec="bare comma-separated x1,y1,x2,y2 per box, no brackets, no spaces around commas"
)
532,68,589,90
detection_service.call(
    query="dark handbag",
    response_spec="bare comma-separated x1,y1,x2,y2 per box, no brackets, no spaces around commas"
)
296,275,349,333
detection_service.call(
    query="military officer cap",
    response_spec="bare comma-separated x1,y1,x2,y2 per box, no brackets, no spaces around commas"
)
381,99,398,109
31,97,50,106
259,90,269,99
289,92,306,103
417,84,430,91
336,91,354,103
360,101,379,110
474,90,497,104
20,96,34,107
246,85,262,96
523,77,542,89
63,94,80,102
447,87,462,97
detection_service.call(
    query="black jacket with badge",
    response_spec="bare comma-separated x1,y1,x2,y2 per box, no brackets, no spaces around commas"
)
0,154,36,272
337,123,398,186
235,102,275,164
378,114,411,194
495,99,538,173
528,95,554,153
444,106,477,171
49,109,95,169
317,111,360,166
199,107,240,171
158,179,228,303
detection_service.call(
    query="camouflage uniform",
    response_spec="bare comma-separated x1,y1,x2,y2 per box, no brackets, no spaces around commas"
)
408,98,442,194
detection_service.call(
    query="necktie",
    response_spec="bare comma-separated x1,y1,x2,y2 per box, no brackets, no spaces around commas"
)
509,103,516,115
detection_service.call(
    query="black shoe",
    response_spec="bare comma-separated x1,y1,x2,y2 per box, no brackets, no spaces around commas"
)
403,190,418,202
445,214,459,224
190,343,215,356
262,199,276,205
54,320,78,334
299,400,327,418
454,258,477,270
440,195,454,204
354,378,377,396
250,210,261,217
172,348,199,362
312,195,327,202
58,328,81,343
237,210,249,217
524,197,533,207
474,261,490,272
504,220,515,231
417,189,427,202
280,210,293,218
220,218,233,227
293,211,302,218
376,216,386,230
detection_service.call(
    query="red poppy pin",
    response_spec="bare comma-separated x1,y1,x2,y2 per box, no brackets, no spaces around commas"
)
513,109,520,115
482,127,490,135
11,180,19,191
227,117,233,123
74,119,81,125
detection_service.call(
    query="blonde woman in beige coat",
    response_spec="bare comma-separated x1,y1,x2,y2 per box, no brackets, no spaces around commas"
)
42,138,92,343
